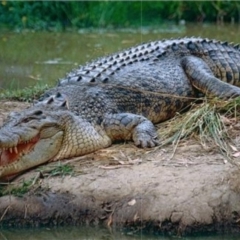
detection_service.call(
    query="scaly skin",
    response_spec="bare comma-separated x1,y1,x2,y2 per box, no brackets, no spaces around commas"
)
1,37,240,178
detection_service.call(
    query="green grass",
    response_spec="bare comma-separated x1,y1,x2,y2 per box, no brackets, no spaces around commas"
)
0,83,50,102
38,162,74,178
0,179,34,197
0,163,74,197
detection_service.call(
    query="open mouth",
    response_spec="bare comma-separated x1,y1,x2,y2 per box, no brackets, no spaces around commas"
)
0,135,40,166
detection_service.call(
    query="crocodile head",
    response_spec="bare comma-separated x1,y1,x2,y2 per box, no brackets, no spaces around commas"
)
0,105,111,179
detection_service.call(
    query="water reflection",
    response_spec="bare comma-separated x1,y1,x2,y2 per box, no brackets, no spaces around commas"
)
0,23,240,90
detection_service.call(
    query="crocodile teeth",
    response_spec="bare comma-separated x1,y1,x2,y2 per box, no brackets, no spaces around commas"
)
14,147,18,154
9,148,13,153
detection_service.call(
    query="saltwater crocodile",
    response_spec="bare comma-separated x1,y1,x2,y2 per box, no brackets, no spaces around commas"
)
1,37,240,178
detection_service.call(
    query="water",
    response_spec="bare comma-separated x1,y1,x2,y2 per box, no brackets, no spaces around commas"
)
1,24,240,239
0,226,240,240
1,23,240,90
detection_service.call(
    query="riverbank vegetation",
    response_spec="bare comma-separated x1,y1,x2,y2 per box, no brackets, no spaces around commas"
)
0,1,240,31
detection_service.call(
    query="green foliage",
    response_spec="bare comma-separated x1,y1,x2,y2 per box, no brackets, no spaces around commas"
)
0,1,240,31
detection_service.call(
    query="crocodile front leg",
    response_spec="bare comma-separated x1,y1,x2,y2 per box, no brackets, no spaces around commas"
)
103,113,159,148
181,56,240,98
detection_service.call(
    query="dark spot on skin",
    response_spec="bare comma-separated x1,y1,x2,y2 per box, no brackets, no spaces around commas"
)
47,98,54,104
144,99,151,107
154,105,161,113
155,46,159,51
56,92,62,98
61,101,67,108
77,76,82,81
171,43,178,51
103,78,109,83
34,110,43,115
234,44,240,49
141,82,149,88
96,117,103,125
226,71,233,82
115,54,120,58
90,78,96,83
187,41,196,51
175,99,182,109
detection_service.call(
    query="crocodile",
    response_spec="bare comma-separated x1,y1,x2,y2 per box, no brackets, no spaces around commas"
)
1,37,240,178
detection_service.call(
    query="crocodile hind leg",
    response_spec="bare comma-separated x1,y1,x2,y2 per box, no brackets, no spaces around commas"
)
181,56,240,98
103,113,159,148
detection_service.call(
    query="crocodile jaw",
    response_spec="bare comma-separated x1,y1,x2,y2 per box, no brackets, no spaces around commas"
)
0,104,112,179
0,131,63,178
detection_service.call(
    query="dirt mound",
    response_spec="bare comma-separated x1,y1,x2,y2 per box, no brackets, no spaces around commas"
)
0,101,240,236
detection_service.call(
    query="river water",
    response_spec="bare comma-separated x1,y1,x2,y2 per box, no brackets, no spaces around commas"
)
1,226,240,240
1,23,240,90
1,24,240,239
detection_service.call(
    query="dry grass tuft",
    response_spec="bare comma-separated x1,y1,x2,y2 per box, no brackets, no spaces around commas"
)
158,97,240,164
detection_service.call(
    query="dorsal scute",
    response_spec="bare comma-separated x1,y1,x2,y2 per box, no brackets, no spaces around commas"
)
58,37,238,86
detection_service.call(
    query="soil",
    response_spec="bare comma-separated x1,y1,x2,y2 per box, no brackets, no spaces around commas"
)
1,101,240,236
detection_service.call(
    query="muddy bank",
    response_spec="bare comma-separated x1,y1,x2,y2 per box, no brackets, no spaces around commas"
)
1,101,240,236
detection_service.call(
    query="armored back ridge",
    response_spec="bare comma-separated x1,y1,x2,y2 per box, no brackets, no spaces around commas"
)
1,37,240,178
